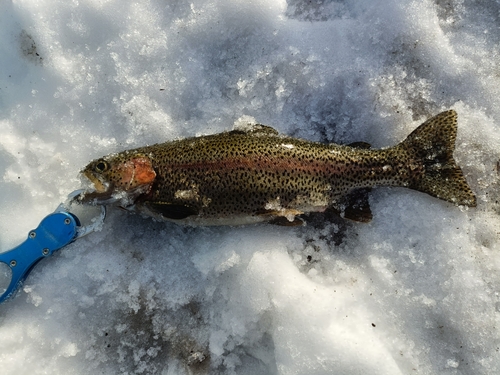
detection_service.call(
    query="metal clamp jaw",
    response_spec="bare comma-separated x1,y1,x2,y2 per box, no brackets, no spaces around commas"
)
0,191,106,304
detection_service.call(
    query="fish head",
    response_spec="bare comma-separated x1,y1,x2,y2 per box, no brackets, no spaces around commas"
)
80,152,156,205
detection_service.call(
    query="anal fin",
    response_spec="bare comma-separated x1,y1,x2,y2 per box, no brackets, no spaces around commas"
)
338,188,373,223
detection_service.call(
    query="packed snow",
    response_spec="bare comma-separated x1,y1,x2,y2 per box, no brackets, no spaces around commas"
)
1,0,499,374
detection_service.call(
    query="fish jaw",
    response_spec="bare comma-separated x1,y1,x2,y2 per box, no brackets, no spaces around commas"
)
82,169,110,194
79,174,154,206
78,169,119,204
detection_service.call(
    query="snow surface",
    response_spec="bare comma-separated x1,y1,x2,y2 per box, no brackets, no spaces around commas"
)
1,0,500,374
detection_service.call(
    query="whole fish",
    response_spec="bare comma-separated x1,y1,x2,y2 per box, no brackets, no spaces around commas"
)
79,110,476,226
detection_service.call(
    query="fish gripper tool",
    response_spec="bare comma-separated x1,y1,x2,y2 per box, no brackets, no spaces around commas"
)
0,190,106,304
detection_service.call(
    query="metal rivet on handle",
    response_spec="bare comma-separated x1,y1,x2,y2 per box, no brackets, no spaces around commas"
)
10,260,17,267
64,218,71,225
42,248,50,256
29,231,36,239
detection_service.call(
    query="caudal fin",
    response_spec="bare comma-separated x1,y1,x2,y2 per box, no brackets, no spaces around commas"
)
401,110,476,207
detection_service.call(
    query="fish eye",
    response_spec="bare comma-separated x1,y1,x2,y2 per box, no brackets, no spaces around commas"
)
94,160,109,173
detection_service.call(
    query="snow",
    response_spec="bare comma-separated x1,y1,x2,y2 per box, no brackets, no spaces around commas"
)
1,0,499,374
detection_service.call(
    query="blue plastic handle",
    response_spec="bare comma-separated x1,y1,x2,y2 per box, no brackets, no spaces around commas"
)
0,212,78,303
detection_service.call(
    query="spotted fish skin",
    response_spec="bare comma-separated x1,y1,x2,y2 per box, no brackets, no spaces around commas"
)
80,110,476,225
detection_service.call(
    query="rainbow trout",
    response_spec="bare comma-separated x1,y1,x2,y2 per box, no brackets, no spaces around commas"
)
80,110,476,225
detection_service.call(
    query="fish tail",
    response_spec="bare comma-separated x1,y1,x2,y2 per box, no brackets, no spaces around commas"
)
400,110,476,207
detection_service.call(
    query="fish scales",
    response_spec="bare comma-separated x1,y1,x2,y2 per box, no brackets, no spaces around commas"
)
140,135,405,211
80,111,476,225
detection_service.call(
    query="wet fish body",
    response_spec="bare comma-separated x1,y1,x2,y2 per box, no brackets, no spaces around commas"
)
80,110,476,225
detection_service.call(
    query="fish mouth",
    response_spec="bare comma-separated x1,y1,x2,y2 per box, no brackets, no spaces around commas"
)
78,171,151,206
85,173,107,193
78,171,116,204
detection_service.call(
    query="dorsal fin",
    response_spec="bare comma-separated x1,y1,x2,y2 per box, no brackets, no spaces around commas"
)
231,123,279,136
347,141,371,149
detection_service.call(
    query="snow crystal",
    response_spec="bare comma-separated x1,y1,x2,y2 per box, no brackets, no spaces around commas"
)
0,0,499,374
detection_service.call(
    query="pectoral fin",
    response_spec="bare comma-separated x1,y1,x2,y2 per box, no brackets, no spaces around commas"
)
255,206,305,226
269,216,305,226
146,202,199,220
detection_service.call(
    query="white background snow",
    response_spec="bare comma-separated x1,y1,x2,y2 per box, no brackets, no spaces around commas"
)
0,0,499,374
